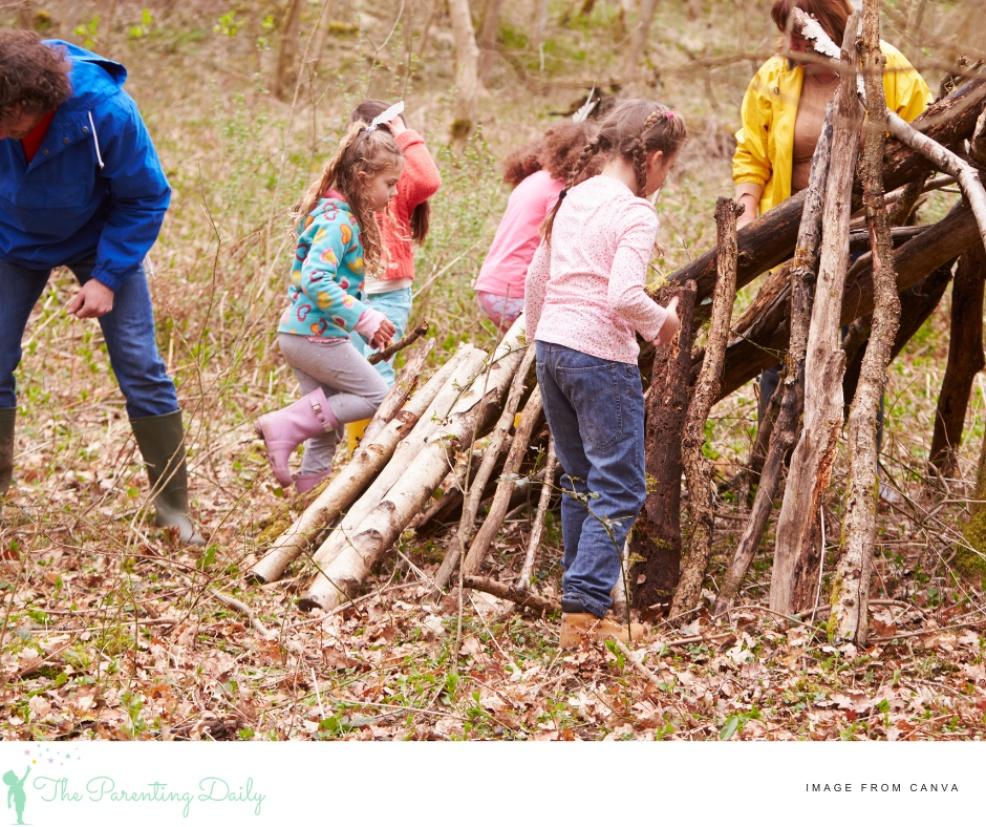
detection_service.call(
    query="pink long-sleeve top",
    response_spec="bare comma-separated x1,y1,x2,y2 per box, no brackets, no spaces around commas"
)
524,175,669,365
474,169,564,298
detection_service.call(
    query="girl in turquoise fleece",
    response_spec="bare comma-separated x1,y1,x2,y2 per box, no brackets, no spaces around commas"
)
257,121,403,493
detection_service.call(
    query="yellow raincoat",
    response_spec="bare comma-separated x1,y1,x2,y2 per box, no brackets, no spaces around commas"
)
732,41,932,216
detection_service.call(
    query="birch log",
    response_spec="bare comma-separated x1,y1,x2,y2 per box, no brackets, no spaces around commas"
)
362,337,434,444
714,110,833,616
670,199,741,618
458,386,544,581
299,322,529,611
303,343,491,575
830,0,901,644
516,437,557,590
249,342,475,583
432,344,536,589
771,25,861,615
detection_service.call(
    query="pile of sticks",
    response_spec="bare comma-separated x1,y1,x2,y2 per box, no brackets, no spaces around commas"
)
249,317,555,612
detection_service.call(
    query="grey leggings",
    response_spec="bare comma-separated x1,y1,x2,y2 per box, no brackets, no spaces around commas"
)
277,334,389,475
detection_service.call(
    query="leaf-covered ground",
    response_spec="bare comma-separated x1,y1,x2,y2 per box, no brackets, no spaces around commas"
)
2,0,986,741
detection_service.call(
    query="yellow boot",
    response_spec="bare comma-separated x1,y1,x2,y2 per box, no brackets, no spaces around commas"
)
559,612,647,649
345,418,371,455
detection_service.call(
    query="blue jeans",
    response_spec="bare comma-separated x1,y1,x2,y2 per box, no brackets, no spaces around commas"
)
535,341,646,618
349,286,413,387
0,258,178,418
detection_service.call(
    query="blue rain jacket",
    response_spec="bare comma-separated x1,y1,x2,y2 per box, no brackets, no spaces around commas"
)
0,40,171,291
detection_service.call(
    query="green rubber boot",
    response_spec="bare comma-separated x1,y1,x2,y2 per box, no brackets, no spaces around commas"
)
130,410,205,546
0,408,14,523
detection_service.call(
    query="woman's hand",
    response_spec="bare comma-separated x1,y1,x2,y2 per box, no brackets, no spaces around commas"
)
654,297,681,347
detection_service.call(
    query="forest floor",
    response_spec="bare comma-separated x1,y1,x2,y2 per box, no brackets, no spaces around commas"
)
1,0,985,741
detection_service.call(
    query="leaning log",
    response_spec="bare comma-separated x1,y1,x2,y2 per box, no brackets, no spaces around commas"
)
831,1,901,645
929,246,985,478
629,282,698,608
770,28,861,615
299,321,529,612
671,199,741,619
714,108,833,616
664,76,986,306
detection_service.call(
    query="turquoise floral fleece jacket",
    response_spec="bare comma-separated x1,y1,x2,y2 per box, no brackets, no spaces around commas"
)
277,193,384,340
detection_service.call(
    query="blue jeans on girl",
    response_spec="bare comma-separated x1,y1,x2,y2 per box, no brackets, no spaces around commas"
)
535,340,646,618
0,258,178,418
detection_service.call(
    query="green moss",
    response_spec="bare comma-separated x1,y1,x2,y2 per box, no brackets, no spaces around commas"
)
956,508,986,588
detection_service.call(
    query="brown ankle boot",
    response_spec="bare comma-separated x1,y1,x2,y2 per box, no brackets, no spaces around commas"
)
559,612,646,649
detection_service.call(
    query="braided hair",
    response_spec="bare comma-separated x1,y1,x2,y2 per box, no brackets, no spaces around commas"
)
542,99,687,244
297,121,404,274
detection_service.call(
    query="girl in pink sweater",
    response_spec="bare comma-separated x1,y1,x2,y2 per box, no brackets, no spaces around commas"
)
525,99,686,648
474,121,598,331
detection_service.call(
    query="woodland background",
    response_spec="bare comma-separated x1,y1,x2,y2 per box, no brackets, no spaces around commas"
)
1,0,986,740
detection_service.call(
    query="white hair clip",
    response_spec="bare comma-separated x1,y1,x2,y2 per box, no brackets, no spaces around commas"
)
366,101,405,132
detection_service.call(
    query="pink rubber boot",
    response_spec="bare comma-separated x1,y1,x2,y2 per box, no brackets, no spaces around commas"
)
294,470,330,495
255,388,338,487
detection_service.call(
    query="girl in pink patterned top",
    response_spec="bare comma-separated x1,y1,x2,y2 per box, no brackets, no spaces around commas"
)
525,99,686,648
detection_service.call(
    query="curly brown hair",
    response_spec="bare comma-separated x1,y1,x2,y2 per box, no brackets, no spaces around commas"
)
0,30,72,121
502,121,600,188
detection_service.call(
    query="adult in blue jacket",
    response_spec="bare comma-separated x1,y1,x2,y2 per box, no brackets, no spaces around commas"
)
0,30,202,544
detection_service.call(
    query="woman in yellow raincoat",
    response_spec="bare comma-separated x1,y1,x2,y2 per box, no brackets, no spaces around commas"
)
732,0,931,421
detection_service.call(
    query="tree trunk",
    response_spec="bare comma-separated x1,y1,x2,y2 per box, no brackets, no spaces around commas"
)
299,324,529,611
929,247,985,478
629,282,698,608
477,0,503,82
449,0,483,140
770,26,861,615
623,0,659,78
830,0,901,645
670,199,741,619
714,111,833,616
273,0,304,101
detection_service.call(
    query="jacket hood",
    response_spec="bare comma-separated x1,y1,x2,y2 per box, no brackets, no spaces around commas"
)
45,39,128,110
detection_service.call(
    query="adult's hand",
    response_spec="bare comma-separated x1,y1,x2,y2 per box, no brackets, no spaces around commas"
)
67,279,115,318
654,297,681,347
